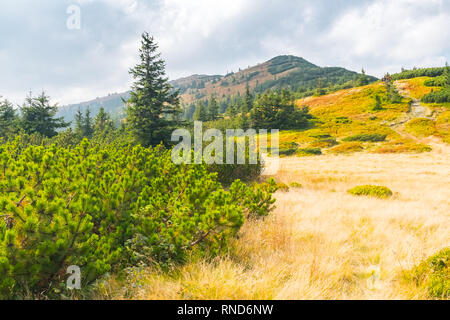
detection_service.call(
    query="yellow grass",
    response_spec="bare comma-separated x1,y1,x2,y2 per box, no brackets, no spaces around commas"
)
100,145,450,300
395,77,439,100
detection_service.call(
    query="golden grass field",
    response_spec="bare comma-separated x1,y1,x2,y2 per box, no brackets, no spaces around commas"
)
99,142,449,300
97,77,448,300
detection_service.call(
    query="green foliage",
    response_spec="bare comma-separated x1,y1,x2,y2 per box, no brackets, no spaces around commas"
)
0,137,275,298
20,92,70,138
276,182,289,192
385,83,403,103
126,33,181,147
372,95,384,111
250,90,313,130
208,95,219,121
75,107,94,139
206,138,263,186
342,133,387,142
408,247,449,299
347,185,393,199
0,98,19,139
391,67,447,80
424,76,446,87
357,68,369,86
422,88,450,103
229,178,278,218
257,55,377,94
289,182,303,189
194,101,208,121
296,148,322,156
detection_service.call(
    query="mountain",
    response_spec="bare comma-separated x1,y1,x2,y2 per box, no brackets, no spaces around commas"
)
57,91,130,124
172,55,377,105
57,55,377,122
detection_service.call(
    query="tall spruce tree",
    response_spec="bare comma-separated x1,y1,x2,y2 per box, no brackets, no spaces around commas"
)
20,91,69,138
126,32,180,147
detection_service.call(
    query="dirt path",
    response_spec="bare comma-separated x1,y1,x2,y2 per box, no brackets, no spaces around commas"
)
386,82,445,150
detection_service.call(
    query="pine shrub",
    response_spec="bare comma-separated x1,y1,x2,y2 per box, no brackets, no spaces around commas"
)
0,137,276,298
347,185,393,199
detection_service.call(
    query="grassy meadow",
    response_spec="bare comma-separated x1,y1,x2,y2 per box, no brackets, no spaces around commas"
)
99,147,449,300
97,78,449,300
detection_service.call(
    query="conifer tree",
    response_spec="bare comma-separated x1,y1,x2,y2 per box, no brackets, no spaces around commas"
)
74,108,84,136
0,98,18,138
250,91,312,130
83,107,94,138
208,95,219,121
443,63,450,87
242,84,253,114
194,101,208,121
20,91,69,138
357,68,369,86
126,32,181,147
94,107,114,133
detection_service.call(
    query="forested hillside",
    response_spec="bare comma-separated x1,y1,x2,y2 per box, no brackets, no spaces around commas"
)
56,55,377,124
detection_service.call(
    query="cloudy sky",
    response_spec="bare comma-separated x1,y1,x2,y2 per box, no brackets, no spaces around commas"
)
1,0,449,105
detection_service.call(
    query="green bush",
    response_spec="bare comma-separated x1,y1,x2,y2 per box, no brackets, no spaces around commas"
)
206,138,263,186
342,133,387,142
408,247,449,299
276,182,290,192
424,76,446,87
422,88,450,103
391,67,446,80
289,182,303,189
296,148,322,156
278,148,298,156
347,185,393,199
0,137,276,299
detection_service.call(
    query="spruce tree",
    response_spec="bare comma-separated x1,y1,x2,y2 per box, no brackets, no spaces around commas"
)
443,63,450,87
94,107,114,133
242,84,253,114
208,95,219,121
74,108,84,136
83,107,94,138
126,32,180,147
357,68,369,86
20,91,69,138
0,98,18,138
194,101,208,121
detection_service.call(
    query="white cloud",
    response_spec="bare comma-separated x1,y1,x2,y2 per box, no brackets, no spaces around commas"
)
0,0,449,104
323,0,450,76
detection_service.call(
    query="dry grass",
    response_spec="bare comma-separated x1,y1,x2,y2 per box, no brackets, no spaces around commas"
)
101,145,450,300
395,77,439,100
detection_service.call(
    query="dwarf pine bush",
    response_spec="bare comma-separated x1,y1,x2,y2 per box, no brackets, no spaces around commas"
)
342,133,387,142
347,185,393,199
407,247,449,299
0,137,276,298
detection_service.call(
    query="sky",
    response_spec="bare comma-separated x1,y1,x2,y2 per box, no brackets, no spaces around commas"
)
1,0,449,105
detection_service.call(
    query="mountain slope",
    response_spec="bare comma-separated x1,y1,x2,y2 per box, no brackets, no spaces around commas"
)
57,55,377,122
57,92,130,124
172,55,377,105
